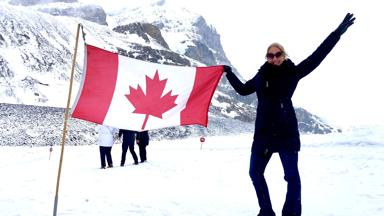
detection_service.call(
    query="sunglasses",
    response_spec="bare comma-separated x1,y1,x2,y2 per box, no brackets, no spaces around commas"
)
266,51,283,59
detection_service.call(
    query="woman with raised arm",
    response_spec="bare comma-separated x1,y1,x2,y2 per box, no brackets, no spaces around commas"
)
223,13,355,216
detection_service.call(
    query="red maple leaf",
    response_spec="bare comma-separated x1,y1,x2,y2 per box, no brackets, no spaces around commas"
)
125,70,178,130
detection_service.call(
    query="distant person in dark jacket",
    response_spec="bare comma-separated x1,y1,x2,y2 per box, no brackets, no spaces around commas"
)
119,129,138,166
136,131,149,163
223,13,355,216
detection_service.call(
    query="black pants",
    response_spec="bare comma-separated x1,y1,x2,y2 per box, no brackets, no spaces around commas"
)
99,146,113,167
138,144,147,162
121,141,138,165
249,151,301,216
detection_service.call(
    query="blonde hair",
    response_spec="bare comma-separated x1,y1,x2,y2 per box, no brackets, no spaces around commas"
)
266,43,288,59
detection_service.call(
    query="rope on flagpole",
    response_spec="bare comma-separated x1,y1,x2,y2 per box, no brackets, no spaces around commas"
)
53,23,82,216
80,24,86,43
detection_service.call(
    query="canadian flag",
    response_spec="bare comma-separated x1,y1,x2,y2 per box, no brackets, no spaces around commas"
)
71,45,224,131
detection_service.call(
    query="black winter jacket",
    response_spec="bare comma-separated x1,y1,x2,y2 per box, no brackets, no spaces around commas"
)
135,131,149,146
118,129,135,145
226,31,341,153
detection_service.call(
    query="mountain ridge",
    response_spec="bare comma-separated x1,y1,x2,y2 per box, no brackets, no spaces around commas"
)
0,1,340,146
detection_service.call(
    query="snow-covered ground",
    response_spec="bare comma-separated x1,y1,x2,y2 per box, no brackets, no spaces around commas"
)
0,129,383,216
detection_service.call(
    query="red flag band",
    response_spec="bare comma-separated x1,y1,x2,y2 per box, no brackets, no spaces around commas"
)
71,45,224,131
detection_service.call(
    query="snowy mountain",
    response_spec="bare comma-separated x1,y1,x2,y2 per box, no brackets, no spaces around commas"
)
0,1,339,146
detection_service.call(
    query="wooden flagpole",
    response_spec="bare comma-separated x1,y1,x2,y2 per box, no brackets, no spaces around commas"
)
53,23,82,216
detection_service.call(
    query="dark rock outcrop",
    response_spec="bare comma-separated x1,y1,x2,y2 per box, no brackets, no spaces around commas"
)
113,23,170,49
37,4,108,25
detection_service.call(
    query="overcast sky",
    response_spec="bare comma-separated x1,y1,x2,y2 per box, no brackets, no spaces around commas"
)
80,0,383,128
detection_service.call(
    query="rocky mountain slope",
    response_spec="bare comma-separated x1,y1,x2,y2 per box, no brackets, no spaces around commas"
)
0,1,339,146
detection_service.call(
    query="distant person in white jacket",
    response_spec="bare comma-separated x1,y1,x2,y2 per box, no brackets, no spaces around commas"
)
97,125,117,169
